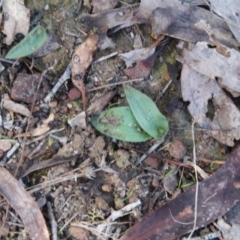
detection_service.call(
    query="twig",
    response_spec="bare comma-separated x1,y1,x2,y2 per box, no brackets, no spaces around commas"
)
87,78,144,92
187,120,199,240
44,64,71,103
47,202,58,240
27,139,45,159
94,52,118,63
198,157,225,165
136,133,167,165
0,142,20,164
76,0,82,13
25,128,65,145
0,57,19,65
96,199,141,234
59,211,80,233
157,79,173,101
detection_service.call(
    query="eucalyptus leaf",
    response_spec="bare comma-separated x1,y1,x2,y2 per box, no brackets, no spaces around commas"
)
6,25,47,59
123,85,168,139
91,107,151,142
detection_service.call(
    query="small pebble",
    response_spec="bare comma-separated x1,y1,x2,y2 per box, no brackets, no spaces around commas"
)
68,88,81,100
67,103,73,109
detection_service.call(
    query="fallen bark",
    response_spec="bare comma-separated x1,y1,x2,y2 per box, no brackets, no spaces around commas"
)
120,145,240,240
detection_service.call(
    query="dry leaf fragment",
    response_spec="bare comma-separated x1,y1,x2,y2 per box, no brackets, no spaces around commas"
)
0,167,49,240
14,113,54,138
92,0,118,13
180,64,240,146
2,0,30,45
177,42,240,97
2,99,31,117
209,0,240,43
30,113,54,137
119,47,156,68
71,34,99,110
68,111,87,129
87,90,116,115
0,140,12,152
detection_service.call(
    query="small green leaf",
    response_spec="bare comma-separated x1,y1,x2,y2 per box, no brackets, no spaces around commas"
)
91,107,151,142
6,25,47,59
123,85,168,139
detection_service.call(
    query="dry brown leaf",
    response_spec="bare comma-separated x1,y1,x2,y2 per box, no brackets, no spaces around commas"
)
180,64,240,146
0,167,49,240
71,34,99,110
2,0,30,45
14,113,54,138
87,90,116,115
177,42,240,97
2,98,31,117
30,113,54,137
210,0,240,42
79,0,239,49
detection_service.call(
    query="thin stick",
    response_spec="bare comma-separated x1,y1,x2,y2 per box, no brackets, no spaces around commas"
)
198,157,225,165
136,133,167,165
187,120,199,240
47,202,58,240
59,211,80,233
94,52,118,63
44,64,71,103
87,78,144,92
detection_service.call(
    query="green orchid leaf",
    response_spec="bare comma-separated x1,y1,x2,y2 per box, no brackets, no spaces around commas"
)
123,85,168,139
6,25,47,59
91,106,151,142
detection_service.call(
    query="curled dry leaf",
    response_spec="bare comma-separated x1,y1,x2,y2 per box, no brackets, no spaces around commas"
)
2,0,30,45
180,64,240,146
71,34,99,110
2,98,31,117
177,42,240,97
0,167,49,240
120,145,240,240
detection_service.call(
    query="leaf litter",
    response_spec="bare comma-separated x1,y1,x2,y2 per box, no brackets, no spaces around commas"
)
0,0,240,239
